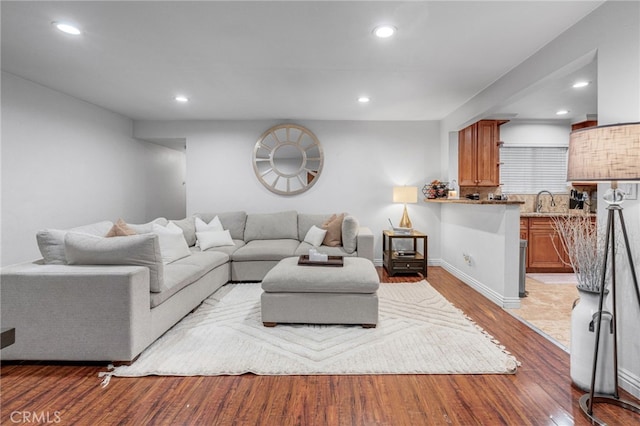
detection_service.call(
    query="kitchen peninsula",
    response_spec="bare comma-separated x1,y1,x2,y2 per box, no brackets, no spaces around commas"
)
426,198,524,309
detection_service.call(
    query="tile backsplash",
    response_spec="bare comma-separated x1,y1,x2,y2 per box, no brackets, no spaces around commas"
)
459,187,596,213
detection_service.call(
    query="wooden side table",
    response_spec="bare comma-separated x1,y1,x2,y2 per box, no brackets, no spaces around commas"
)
382,230,428,277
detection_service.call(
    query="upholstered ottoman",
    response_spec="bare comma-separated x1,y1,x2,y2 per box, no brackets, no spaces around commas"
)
261,256,380,328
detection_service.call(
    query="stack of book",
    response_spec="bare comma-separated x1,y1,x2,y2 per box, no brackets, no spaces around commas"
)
395,250,417,258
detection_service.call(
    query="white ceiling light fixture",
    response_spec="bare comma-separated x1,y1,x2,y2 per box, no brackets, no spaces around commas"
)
373,25,396,39
357,96,370,103
572,81,590,88
175,95,189,103
556,109,569,115
52,21,81,35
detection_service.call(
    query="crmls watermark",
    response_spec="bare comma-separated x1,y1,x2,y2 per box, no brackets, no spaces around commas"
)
10,411,62,424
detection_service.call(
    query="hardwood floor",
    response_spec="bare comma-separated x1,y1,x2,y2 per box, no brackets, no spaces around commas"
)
2,266,639,425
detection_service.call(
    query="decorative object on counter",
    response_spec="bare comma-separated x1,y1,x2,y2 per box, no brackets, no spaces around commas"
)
422,180,448,199
567,122,640,424
447,180,459,199
393,186,418,228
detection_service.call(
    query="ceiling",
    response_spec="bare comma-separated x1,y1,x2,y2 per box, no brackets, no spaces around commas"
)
1,1,604,122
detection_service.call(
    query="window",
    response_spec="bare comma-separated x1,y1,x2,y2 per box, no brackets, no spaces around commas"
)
500,146,568,194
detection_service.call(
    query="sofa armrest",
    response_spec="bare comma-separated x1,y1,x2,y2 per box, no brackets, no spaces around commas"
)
356,227,374,262
0,262,152,361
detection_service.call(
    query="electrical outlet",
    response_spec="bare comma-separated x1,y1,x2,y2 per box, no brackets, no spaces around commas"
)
463,253,472,265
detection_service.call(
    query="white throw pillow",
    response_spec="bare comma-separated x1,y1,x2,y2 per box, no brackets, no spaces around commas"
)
304,225,327,247
197,230,235,250
195,216,223,233
152,222,192,264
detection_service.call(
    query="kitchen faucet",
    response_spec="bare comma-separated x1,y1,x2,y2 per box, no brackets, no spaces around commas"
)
535,190,556,213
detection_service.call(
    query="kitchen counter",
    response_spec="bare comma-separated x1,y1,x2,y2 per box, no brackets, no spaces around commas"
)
424,198,524,205
520,211,596,217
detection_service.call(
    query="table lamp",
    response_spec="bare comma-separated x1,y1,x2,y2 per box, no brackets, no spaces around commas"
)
567,122,640,424
393,186,418,228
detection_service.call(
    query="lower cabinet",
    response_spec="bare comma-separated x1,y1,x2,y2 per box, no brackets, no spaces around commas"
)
521,216,594,273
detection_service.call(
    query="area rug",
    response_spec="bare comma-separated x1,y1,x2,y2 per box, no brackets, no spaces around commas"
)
100,281,518,385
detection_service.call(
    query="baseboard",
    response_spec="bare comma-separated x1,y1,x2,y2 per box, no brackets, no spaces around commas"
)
620,367,640,399
439,260,521,309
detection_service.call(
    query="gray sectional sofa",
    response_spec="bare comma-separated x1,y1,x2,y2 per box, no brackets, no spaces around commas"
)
0,210,374,362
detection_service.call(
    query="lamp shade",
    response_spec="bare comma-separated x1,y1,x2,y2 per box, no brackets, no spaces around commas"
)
567,122,640,182
393,186,418,203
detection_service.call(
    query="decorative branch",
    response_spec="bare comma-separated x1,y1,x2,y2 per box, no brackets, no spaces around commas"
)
551,215,609,292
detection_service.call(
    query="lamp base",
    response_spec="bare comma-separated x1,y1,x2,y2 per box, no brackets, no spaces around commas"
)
399,205,412,229
579,393,640,425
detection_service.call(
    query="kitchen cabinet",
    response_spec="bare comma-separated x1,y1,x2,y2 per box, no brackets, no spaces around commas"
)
458,120,507,187
521,216,596,273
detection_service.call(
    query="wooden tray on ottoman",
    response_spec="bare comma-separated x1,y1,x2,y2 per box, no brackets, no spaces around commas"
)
297,255,344,267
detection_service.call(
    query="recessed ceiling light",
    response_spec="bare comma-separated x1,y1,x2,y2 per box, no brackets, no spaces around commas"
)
556,109,569,115
358,96,370,103
373,25,396,38
52,21,81,35
175,95,189,103
572,81,590,88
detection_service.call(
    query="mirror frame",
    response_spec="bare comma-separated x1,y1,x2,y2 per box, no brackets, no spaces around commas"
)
252,124,324,195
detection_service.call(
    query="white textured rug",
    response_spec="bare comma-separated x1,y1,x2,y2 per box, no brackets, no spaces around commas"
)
101,281,518,384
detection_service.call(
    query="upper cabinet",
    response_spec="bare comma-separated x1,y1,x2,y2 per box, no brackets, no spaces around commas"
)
458,120,508,187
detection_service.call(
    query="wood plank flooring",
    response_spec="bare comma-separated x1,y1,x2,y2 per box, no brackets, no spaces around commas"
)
2,266,639,425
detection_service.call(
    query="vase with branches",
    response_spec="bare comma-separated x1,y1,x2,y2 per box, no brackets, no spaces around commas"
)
551,214,616,393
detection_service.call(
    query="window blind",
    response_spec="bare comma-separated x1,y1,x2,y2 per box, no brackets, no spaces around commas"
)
500,146,568,194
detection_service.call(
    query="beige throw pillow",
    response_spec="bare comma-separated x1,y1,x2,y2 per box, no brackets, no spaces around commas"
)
322,213,344,247
106,218,137,237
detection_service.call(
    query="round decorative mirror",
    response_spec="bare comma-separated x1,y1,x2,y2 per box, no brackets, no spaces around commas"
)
253,124,324,195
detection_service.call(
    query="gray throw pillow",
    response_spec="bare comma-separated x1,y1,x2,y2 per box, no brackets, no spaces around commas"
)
171,216,197,246
342,215,359,254
64,232,166,293
36,221,114,265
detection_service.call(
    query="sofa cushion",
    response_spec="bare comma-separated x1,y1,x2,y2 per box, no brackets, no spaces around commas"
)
196,239,245,256
170,217,196,246
151,251,229,307
196,211,247,241
36,221,114,265
64,232,166,293
197,230,235,250
297,213,331,241
342,215,359,254
232,239,299,261
152,223,192,264
244,210,298,242
322,213,344,246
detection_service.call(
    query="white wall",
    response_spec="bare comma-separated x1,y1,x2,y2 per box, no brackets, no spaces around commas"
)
134,119,442,265
500,121,571,147
440,203,521,308
1,72,186,266
441,1,640,397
